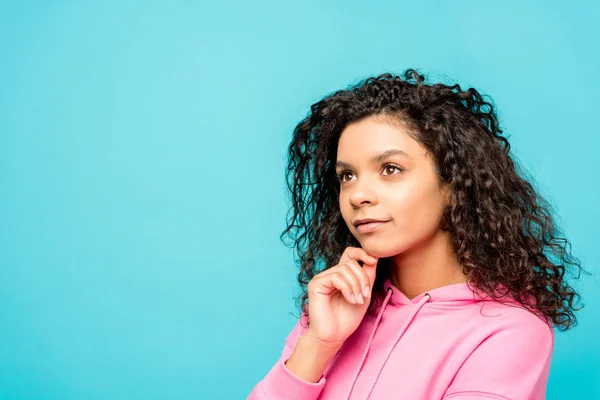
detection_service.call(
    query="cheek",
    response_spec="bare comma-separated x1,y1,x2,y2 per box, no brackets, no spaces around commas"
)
391,186,445,232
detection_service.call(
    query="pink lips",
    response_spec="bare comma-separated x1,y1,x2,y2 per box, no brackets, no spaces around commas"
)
356,221,388,234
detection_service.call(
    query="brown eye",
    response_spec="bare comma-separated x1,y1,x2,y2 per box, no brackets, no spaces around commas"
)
383,164,404,176
338,171,354,183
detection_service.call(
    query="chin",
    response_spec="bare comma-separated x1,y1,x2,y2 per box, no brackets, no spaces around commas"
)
358,241,404,259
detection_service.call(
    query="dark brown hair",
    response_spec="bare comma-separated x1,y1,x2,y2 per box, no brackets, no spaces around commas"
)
280,68,588,331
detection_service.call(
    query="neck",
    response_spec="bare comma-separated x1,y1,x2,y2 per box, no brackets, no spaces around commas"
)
389,229,468,300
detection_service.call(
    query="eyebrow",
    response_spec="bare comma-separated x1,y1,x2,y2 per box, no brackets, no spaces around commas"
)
335,149,410,170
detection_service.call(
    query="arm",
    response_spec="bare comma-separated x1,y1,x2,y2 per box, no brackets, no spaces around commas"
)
247,313,342,400
285,333,343,383
442,314,554,400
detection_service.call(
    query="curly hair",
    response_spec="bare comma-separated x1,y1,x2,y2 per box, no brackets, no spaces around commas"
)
280,68,589,332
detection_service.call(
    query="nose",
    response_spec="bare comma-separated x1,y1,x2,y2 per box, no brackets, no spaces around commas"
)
348,179,378,208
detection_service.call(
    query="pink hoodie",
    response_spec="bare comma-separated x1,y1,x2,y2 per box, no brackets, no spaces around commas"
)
248,277,554,400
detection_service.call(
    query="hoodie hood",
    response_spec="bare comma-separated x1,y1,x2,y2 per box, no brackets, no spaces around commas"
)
381,277,518,306
382,278,482,305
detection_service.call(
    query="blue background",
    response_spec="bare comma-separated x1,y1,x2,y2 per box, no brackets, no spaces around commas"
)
1,1,598,398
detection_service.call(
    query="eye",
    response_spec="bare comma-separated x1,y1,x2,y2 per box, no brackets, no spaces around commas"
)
382,164,404,176
337,170,354,183
336,164,404,184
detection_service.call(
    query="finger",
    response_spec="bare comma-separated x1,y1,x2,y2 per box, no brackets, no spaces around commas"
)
339,247,378,267
344,260,372,299
360,257,379,291
312,271,357,304
315,246,378,300
336,263,365,304
339,247,378,289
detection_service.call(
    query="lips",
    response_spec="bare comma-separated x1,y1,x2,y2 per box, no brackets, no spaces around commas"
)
353,218,388,227
356,220,388,234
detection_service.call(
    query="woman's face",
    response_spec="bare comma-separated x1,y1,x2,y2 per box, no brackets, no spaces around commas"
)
335,115,450,258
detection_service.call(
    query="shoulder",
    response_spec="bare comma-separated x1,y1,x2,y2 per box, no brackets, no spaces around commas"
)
471,283,553,337
474,299,555,356
445,301,555,397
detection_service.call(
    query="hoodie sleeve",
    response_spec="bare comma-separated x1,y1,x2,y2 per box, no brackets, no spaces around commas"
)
247,313,327,400
442,312,554,400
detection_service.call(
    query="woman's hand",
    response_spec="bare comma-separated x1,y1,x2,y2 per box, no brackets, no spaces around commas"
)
304,247,379,348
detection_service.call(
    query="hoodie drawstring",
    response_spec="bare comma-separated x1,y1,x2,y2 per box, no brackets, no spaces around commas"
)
343,287,393,400
364,292,431,399
343,287,432,400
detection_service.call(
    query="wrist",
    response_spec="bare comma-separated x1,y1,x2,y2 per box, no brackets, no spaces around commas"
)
300,332,346,353
284,334,343,383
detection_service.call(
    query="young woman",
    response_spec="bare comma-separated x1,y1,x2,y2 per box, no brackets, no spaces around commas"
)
247,69,586,400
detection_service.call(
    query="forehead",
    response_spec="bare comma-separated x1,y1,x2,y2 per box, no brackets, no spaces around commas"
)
337,117,423,158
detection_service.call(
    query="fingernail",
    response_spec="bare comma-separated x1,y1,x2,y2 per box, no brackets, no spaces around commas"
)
357,293,364,304
351,294,357,304
363,285,371,297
